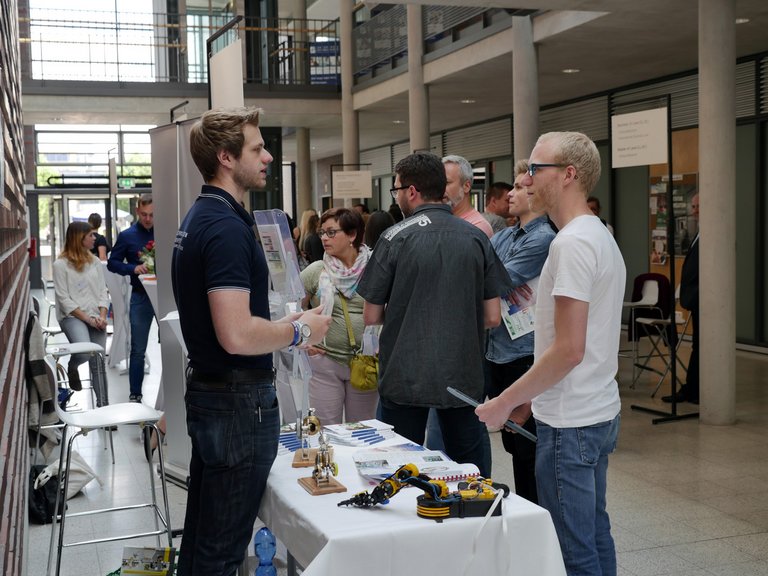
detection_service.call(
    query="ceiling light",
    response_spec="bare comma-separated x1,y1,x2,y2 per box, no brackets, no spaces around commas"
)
735,18,750,24
561,68,580,74
460,99,476,104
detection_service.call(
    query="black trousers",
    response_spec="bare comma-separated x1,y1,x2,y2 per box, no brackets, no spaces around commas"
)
485,355,538,504
685,311,699,401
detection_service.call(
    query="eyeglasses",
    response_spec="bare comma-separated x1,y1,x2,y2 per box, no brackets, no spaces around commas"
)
527,163,567,177
389,185,410,200
318,228,342,238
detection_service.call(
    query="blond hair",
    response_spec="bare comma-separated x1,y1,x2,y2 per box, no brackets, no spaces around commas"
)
298,209,318,252
514,159,529,178
537,132,601,195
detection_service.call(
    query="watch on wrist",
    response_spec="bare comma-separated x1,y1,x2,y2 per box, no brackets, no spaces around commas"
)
296,321,312,346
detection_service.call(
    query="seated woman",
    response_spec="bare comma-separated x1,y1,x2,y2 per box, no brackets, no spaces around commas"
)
53,221,109,406
300,208,378,424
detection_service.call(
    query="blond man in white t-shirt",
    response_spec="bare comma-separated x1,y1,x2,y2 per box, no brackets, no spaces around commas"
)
476,131,626,576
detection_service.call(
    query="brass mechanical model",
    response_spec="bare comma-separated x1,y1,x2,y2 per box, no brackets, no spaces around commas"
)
291,408,322,468
294,412,346,495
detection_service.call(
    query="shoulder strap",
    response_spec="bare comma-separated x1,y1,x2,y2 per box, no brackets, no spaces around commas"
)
338,293,357,348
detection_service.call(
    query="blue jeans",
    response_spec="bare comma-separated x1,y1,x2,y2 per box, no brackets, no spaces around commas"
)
129,291,154,396
535,415,620,576
380,400,491,477
178,375,280,576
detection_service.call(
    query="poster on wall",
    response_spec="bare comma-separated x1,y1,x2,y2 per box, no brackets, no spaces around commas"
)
332,170,373,199
611,108,668,168
649,174,698,262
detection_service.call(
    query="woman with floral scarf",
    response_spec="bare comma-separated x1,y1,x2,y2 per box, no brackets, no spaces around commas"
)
300,208,377,424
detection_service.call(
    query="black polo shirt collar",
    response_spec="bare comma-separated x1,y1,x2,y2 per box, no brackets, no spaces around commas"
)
199,185,254,227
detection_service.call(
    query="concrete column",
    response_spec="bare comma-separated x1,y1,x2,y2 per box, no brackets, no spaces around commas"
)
294,0,308,84
296,127,312,212
512,16,539,160
407,4,429,152
698,0,735,424
340,0,359,166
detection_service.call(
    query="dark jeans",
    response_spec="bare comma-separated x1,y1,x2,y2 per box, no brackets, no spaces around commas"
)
177,374,280,576
485,355,538,503
129,291,154,396
380,399,490,477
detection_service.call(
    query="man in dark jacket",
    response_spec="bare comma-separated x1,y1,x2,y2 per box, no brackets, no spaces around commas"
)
664,193,699,404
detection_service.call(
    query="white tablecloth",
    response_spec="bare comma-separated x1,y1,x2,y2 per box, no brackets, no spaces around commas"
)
139,274,159,316
259,438,566,576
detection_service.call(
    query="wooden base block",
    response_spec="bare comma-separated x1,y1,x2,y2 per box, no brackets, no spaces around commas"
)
297,476,347,495
292,448,319,468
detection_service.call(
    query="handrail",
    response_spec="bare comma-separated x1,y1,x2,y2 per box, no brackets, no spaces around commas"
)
21,9,340,87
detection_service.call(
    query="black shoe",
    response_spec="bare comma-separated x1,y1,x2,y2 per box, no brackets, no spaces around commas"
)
661,391,687,403
67,366,82,391
58,388,75,411
129,393,143,403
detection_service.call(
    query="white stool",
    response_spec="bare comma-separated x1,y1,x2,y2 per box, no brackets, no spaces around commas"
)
44,355,173,576
46,342,109,408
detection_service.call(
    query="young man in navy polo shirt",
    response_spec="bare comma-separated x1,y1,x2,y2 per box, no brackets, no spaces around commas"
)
172,107,330,576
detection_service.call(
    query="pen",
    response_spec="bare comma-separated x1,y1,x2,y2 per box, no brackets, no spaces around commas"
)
446,386,537,443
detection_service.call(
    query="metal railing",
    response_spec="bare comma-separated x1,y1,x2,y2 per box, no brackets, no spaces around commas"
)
20,7,340,87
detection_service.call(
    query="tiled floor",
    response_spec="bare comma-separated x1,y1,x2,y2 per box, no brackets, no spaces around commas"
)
26,312,768,575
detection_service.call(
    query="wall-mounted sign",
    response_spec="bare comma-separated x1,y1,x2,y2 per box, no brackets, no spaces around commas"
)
210,38,244,109
611,108,668,168
332,170,373,199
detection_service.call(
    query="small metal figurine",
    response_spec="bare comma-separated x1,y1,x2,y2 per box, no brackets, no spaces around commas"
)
312,428,339,486
293,408,321,467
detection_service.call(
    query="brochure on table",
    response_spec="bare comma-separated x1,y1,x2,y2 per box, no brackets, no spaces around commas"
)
352,442,480,482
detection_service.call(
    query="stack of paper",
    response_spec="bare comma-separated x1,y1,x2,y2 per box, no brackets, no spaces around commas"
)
278,422,320,455
352,442,480,483
322,419,395,446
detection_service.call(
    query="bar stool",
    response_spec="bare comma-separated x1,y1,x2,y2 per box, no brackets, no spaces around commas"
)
46,341,109,408
44,355,173,576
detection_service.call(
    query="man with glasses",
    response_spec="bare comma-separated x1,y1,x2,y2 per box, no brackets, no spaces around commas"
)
477,132,626,576
357,152,511,477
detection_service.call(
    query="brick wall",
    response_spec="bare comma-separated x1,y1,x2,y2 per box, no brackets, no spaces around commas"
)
0,0,32,573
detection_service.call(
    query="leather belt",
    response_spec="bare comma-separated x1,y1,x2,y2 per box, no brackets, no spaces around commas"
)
187,367,275,386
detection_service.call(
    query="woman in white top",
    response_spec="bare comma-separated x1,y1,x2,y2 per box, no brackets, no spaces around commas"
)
53,221,109,405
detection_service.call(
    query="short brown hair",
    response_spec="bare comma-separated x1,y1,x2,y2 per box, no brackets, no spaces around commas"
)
514,159,529,178
486,182,512,204
190,107,263,182
320,207,365,250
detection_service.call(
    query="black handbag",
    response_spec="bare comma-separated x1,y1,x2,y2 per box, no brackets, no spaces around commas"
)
28,464,65,524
